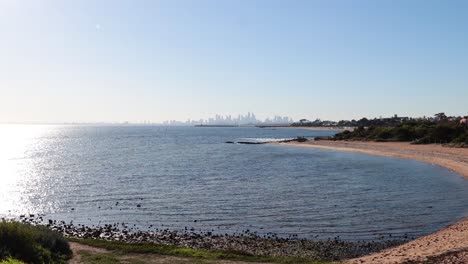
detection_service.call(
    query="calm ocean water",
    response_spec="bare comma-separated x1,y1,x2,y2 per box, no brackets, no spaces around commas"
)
1,124,467,240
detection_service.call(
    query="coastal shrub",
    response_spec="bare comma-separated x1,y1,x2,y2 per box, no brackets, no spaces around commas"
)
0,221,72,264
453,132,468,144
0,258,25,264
373,128,392,140
392,127,413,141
333,120,467,146
333,130,353,140
412,136,431,144
413,125,430,138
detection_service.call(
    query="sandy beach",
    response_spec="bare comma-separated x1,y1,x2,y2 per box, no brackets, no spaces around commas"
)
277,140,468,263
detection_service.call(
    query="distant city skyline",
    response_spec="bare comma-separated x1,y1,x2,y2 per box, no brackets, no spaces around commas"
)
3,111,463,126
163,112,293,126
1,1,467,123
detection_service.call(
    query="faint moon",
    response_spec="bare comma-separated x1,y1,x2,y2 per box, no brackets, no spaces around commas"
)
95,24,101,30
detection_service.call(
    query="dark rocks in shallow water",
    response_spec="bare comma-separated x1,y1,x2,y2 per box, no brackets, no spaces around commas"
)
296,136,308,142
13,214,409,262
225,141,235,144
233,137,309,145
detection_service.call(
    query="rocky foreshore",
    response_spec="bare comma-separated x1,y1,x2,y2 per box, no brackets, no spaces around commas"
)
12,214,408,262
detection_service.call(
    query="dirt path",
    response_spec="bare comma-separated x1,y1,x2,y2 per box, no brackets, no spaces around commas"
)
69,242,109,264
69,242,273,264
278,140,468,263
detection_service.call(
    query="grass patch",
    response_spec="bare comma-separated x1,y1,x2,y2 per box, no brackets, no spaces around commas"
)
77,250,120,264
0,221,72,264
69,238,332,263
78,249,210,264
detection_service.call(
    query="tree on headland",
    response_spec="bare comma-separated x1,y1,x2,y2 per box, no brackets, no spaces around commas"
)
299,119,309,125
434,112,448,121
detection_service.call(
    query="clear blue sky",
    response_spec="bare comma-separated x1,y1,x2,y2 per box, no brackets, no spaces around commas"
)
1,0,467,123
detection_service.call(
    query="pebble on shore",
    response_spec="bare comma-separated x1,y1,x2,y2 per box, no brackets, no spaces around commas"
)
12,214,408,262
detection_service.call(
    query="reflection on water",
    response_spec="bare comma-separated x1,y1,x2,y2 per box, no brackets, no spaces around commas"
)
0,125,52,215
0,124,467,240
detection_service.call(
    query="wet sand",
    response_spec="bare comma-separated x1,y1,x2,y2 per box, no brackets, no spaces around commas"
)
277,140,468,263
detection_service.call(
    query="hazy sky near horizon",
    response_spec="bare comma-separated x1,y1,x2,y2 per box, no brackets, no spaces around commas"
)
1,0,467,123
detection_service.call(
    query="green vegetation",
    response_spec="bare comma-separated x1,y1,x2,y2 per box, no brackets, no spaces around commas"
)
77,250,120,264
77,249,209,264
69,238,332,264
332,113,468,146
0,258,25,264
292,114,411,127
0,221,72,264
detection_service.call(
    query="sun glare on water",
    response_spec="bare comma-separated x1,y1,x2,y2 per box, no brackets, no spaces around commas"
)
0,124,53,217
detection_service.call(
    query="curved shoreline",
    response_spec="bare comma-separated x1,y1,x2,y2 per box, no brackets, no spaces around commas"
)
275,140,468,263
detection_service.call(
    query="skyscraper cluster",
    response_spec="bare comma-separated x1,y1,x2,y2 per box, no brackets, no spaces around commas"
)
163,112,293,126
